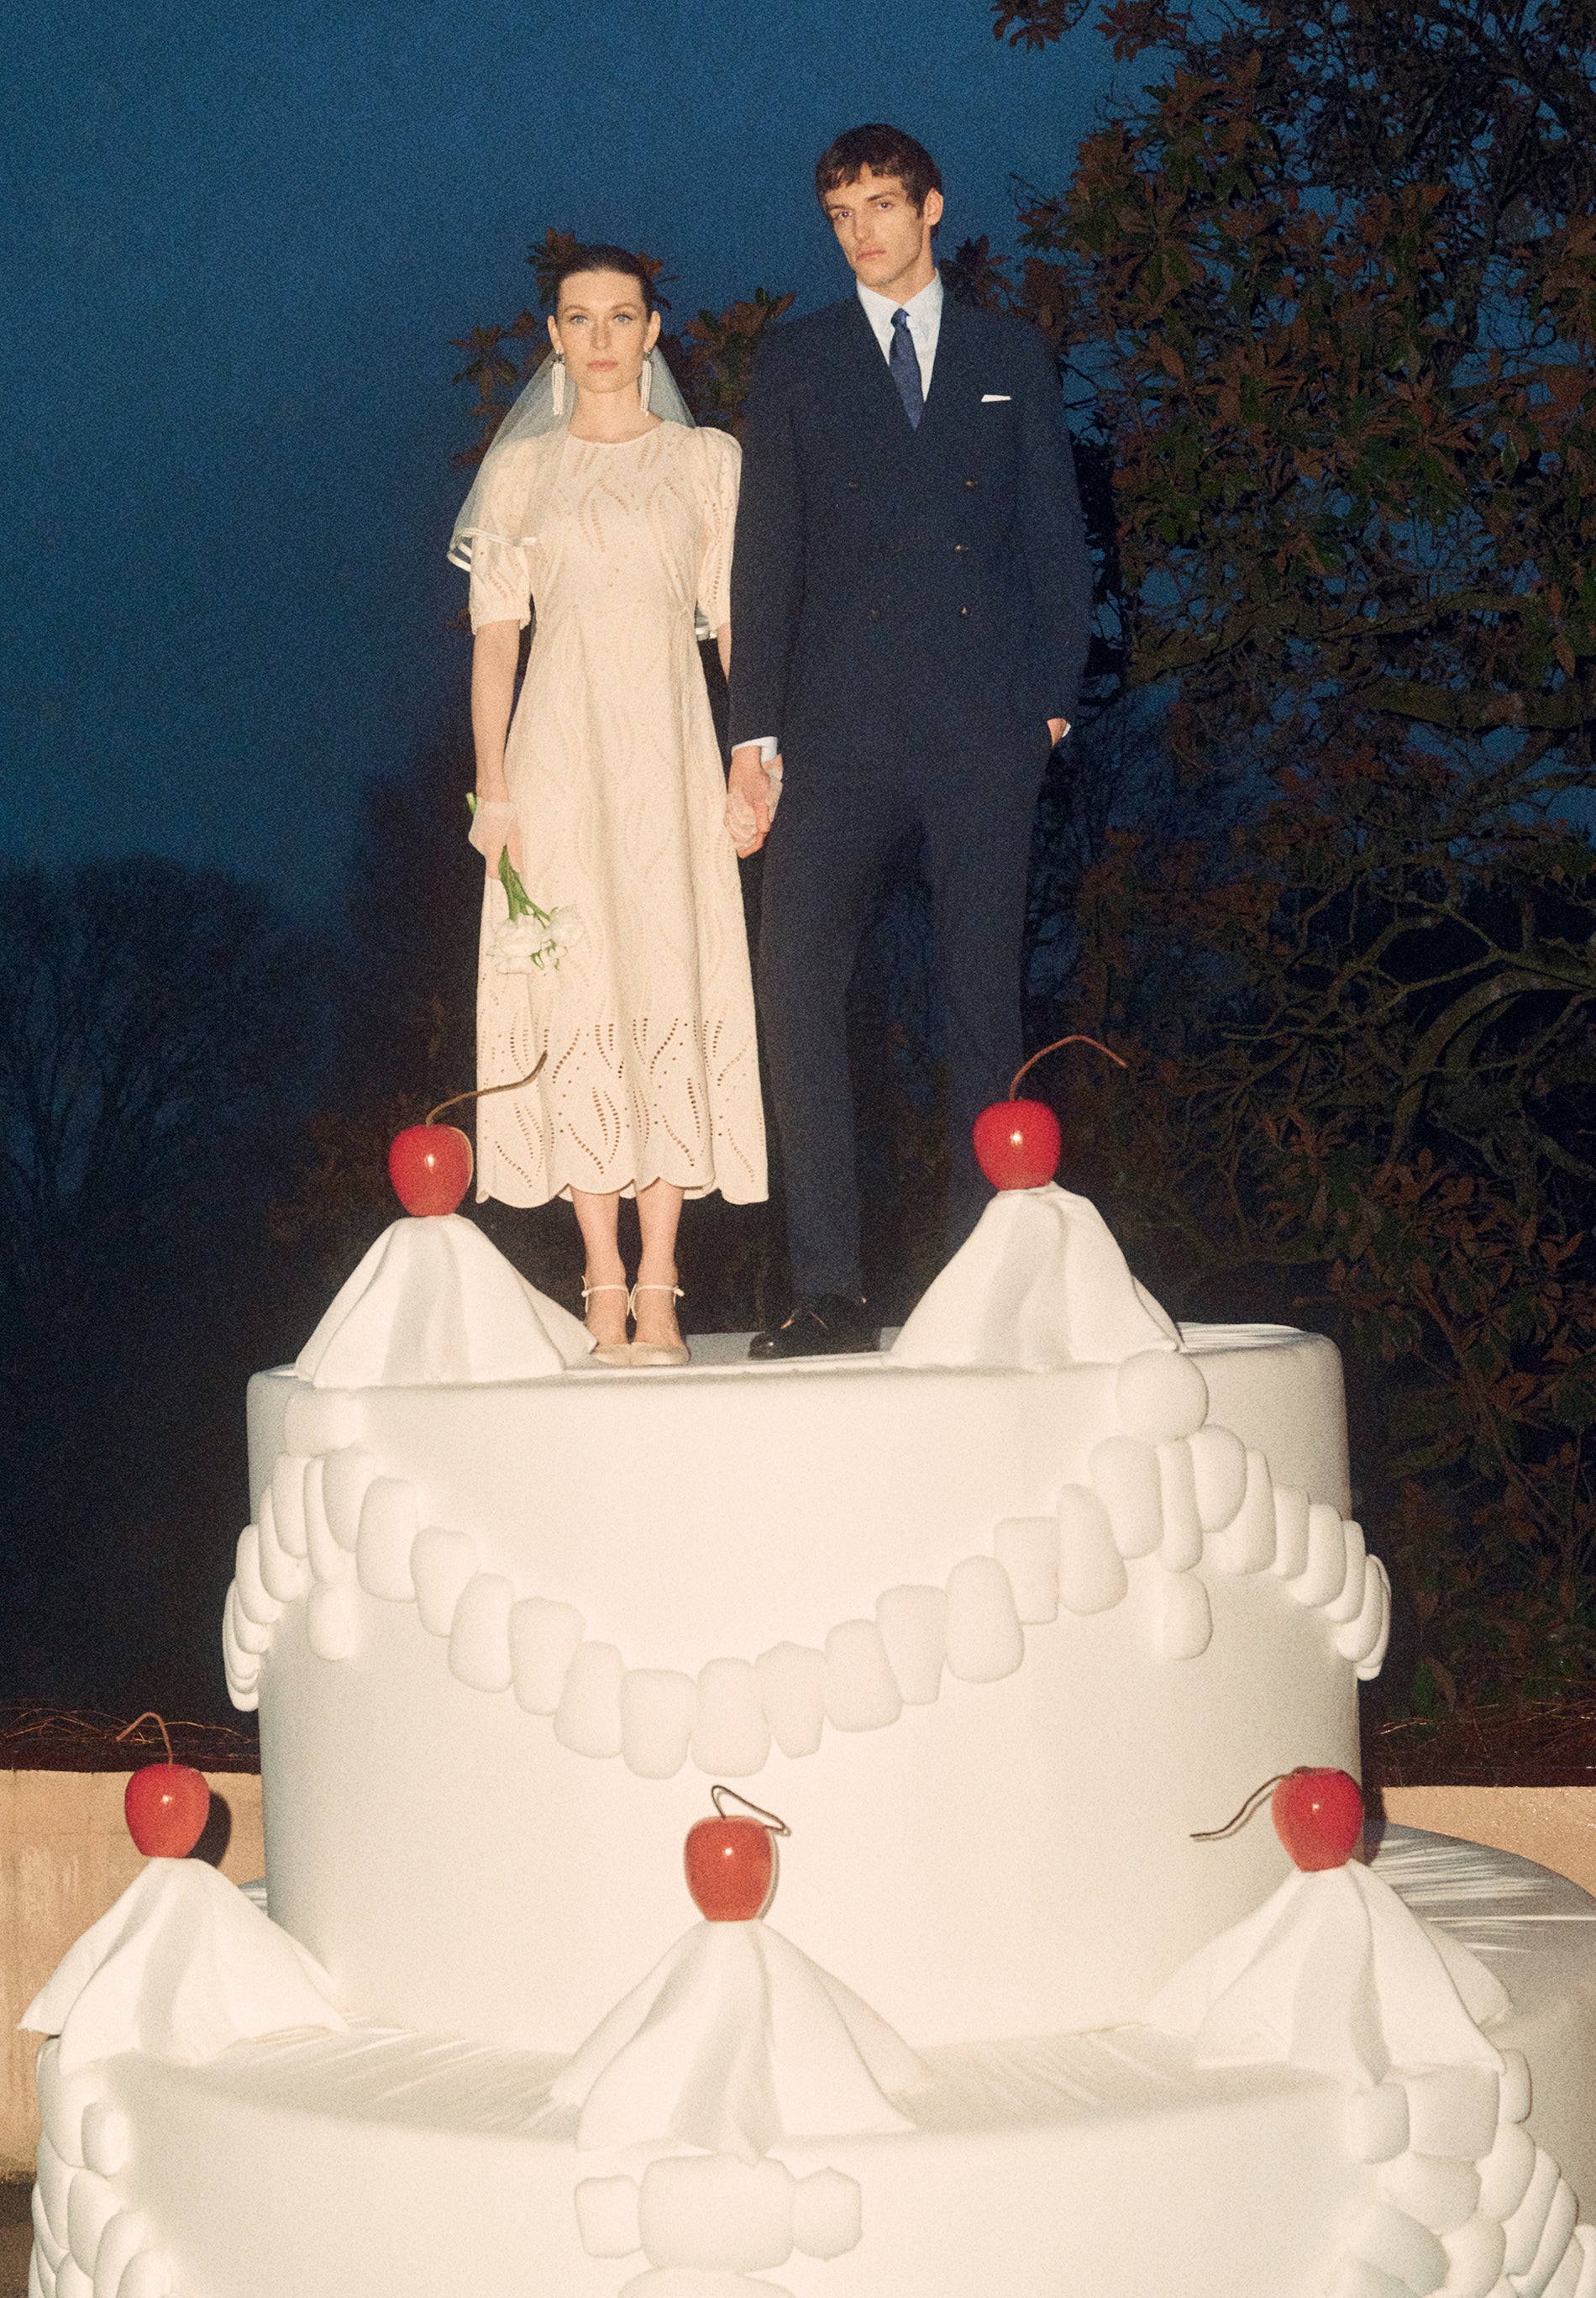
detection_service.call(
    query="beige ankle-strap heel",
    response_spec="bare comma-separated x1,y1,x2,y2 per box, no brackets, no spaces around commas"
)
580,1280,633,1368
627,1283,688,1368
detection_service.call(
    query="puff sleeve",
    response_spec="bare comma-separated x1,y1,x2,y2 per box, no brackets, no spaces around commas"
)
696,429,742,634
469,539,533,634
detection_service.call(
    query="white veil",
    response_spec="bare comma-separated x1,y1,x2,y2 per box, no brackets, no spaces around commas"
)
447,350,696,572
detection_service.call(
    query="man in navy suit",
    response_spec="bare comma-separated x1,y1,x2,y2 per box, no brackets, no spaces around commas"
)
728,124,1093,1358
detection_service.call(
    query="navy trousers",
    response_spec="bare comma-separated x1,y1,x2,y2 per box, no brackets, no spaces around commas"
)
756,734,1050,1301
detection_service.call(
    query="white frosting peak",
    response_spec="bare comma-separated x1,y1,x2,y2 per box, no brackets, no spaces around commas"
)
21,1858,345,2072
551,1918,928,2163
1146,1855,1508,2086
891,1184,1180,1370
295,1214,593,1387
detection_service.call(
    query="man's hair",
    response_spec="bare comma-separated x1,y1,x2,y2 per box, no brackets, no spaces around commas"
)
814,125,942,215
551,243,658,313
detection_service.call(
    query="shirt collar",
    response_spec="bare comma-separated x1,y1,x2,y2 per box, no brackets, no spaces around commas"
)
856,270,943,331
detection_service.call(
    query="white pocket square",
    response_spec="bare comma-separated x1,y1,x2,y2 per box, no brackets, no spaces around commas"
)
980,392,1011,402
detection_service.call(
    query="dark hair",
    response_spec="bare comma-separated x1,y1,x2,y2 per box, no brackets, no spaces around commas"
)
551,243,658,313
814,124,942,214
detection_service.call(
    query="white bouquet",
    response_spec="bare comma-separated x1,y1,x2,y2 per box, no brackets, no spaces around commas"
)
468,796,580,975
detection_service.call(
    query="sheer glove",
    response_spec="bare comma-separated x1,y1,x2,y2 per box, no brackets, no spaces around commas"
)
468,797,520,876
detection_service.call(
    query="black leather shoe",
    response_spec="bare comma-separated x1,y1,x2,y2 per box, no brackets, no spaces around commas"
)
748,1296,881,1359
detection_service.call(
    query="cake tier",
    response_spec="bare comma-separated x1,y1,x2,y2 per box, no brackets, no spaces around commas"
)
237,1326,1372,2050
234,1327,1377,2051
31,1834,1596,2298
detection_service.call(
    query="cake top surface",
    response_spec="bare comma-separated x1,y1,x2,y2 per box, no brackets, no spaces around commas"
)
294,1184,1194,1391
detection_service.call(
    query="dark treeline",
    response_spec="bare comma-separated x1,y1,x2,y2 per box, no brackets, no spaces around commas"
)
3,0,1591,1726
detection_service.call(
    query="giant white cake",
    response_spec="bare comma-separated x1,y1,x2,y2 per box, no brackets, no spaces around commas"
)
24,1186,1596,2298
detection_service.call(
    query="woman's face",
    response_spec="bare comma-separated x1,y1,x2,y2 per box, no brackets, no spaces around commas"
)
549,271,660,398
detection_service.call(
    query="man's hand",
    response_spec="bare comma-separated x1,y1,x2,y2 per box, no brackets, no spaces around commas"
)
1047,717,1070,749
727,744,778,856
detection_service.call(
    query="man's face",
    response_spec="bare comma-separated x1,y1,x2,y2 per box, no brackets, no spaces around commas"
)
822,166,944,300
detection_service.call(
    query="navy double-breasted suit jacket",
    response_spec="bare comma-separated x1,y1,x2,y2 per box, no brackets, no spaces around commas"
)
728,292,1093,765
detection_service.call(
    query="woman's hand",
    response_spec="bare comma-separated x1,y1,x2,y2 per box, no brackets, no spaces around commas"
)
469,797,522,879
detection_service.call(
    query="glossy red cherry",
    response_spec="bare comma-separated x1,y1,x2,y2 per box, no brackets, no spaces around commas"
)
1271,1768,1363,1871
389,1123,473,1216
973,1097,1063,1191
685,1814,778,1922
124,1763,211,1859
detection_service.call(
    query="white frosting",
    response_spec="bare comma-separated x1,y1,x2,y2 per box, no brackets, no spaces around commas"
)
238,1326,1369,2050
1148,1856,1507,2085
294,1214,592,1387
890,1185,1179,1369
1143,1841,1596,2298
575,2157,864,2269
552,1919,927,2161
22,1859,344,2072
53,1835,1596,2298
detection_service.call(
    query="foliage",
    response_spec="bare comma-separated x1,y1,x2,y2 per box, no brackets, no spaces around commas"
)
454,231,793,457
985,0,1596,1710
270,733,484,1296
0,861,322,1713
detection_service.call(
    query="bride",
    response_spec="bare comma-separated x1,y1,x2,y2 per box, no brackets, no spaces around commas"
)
451,246,767,1366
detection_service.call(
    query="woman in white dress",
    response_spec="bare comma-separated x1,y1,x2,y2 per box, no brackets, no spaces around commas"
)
454,246,766,1365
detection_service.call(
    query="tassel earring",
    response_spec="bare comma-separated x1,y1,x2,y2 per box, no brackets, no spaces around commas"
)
638,355,653,414
551,355,566,418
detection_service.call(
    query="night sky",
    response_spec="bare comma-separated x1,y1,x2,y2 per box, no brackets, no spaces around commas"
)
3,0,1131,915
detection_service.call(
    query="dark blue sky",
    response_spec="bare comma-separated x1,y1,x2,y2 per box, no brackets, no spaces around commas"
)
3,1,1130,913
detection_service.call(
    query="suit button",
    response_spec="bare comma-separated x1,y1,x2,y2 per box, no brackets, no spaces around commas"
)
847,481,861,492
964,477,979,488
869,607,881,620
953,543,968,553
958,606,970,617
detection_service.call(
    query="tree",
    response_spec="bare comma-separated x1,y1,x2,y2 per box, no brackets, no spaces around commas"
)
0,860,318,1712
982,0,1596,1708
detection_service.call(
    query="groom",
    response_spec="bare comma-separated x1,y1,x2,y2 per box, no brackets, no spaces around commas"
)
728,124,1093,1358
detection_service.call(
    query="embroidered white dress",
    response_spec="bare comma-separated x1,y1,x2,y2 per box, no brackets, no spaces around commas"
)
469,421,766,1207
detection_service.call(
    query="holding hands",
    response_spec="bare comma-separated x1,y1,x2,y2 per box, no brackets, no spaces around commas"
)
726,745,784,856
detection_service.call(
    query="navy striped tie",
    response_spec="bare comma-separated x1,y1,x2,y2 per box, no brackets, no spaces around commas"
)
890,308,924,429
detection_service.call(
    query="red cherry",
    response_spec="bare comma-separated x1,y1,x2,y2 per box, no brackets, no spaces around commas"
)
1271,1768,1363,1871
124,1763,211,1858
388,1123,473,1216
685,1816,777,1922
973,1097,1063,1191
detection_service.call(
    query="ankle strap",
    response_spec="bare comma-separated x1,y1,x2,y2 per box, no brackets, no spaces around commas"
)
580,1281,630,1304
627,1283,684,1312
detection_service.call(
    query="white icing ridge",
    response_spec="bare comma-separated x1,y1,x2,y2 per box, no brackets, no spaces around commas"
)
294,1213,593,1388
22,1858,344,2072
575,2155,864,2269
1148,1856,1596,2298
890,1183,1180,1369
551,1917,927,2161
25,1875,346,2298
223,1344,1392,1768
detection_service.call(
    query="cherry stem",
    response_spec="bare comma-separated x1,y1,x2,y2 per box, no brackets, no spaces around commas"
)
116,1711,174,1766
426,1050,547,1128
711,1783,792,1837
1008,1034,1129,1099
1189,1772,1298,1842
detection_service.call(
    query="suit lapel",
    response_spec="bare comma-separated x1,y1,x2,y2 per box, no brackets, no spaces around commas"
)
917,292,974,445
833,293,916,441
